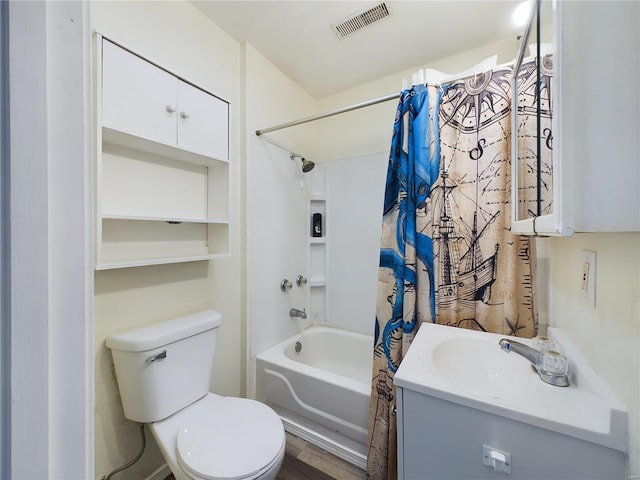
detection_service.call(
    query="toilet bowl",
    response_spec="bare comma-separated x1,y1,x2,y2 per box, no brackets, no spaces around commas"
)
106,310,285,480
150,394,285,480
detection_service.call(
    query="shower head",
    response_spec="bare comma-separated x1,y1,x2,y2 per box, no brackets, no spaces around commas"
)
290,153,315,173
300,157,315,173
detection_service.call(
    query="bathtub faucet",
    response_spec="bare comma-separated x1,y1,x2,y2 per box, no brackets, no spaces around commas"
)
498,338,570,387
289,308,307,319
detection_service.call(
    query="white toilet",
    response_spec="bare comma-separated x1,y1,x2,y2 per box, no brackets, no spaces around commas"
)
106,310,285,480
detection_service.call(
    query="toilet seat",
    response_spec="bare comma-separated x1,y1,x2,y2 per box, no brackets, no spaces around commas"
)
175,396,285,480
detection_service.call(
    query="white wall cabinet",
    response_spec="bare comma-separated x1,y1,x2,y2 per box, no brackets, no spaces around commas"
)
102,39,229,160
96,36,230,269
176,80,229,160
102,40,177,150
511,1,639,235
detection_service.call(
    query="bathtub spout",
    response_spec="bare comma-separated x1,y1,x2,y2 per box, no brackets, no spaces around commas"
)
289,308,307,319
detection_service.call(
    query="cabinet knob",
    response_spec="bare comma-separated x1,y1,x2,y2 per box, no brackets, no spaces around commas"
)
180,111,190,119
165,105,176,114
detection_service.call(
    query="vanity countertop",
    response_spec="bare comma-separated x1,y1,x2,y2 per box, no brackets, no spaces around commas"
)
394,322,627,452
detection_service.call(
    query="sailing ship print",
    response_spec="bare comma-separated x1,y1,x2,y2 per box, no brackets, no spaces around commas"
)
432,162,499,309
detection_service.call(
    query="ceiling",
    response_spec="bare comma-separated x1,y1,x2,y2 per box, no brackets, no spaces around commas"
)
192,1,524,98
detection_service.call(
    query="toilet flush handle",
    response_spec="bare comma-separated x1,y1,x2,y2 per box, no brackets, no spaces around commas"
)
145,350,167,365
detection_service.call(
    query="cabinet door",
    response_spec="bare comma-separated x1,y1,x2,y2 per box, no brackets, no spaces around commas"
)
177,80,228,161
510,0,560,236
102,40,177,146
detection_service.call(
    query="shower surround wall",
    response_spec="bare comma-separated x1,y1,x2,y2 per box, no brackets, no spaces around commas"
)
325,153,388,335
245,44,317,363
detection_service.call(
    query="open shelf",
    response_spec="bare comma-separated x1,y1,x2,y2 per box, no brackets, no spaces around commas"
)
307,167,327,322
103,126,228,167
96,218,229,269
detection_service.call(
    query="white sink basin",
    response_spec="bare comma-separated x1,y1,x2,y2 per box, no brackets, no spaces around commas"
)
432,336,533,401
394,323,627,453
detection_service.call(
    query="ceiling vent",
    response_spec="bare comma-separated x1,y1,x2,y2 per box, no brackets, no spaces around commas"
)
331,3,390,39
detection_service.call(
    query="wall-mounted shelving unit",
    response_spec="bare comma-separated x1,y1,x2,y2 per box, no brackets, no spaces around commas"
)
95,35,230,270
308,177,327,322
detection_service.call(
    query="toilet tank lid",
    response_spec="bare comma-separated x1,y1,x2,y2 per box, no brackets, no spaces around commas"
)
106,310,222,352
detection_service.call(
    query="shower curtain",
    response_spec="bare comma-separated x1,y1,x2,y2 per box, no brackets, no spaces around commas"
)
367,64,541,479
367,83,442,479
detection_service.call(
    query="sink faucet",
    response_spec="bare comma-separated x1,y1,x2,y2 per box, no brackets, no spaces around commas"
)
498,338,569,387
289,308,307,319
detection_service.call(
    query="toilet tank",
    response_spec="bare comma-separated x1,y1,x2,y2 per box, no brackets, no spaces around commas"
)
106,310,222,423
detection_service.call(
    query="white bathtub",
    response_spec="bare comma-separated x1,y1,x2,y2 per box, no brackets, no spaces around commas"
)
255,326,373,468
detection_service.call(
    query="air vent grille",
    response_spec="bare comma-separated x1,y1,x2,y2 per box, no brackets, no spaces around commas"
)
331,3,390,39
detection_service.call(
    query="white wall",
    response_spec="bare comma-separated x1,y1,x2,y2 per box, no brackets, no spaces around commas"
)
550,233,640,475
90,2,243,478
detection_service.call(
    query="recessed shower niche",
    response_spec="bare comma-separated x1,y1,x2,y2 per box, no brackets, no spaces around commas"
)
308,167,327,323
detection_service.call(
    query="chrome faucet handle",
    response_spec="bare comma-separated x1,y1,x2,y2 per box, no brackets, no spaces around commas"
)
540,350,569,377
499,338,569,387
280,279,293,292
296,275,308,287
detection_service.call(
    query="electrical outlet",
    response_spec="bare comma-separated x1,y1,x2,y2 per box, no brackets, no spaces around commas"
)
581,250,597,307
581,261,590,292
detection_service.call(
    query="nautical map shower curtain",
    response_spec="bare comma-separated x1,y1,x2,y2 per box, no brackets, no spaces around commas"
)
368,62,545,479
367,84,442,479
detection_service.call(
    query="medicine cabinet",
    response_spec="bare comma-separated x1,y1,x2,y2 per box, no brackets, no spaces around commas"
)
95,35,230,269
511,0,639,235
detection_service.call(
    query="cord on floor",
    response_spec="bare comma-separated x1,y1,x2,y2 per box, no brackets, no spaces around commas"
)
102,423,146,480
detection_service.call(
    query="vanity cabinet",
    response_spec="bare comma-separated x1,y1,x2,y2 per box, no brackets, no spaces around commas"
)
395,387,626,479
95,36,230,269
394,324,627,479
511,0,639,235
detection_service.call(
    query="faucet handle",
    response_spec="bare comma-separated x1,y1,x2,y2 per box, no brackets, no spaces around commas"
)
533,336,563,354
296,275,308,287
280,279,293,292
540,350,569,377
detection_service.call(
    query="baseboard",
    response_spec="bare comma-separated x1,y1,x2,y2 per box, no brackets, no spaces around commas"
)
281,416,367,470
146,464,171,480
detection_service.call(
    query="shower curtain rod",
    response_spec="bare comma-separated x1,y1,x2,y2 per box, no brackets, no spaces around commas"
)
255,60,518,137
255,92,400,136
